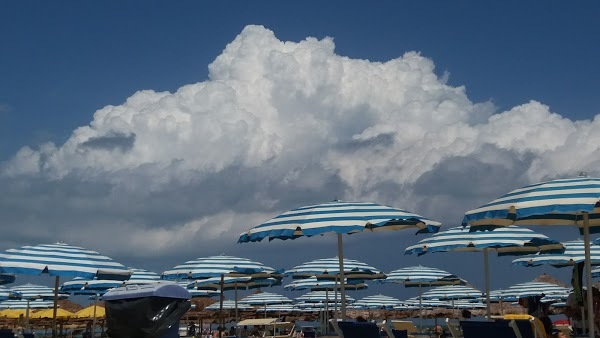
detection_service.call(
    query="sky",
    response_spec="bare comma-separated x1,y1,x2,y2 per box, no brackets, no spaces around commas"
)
1,1,600,303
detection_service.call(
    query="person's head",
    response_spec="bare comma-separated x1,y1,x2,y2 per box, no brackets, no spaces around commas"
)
461,309,472,318
553,331,567,338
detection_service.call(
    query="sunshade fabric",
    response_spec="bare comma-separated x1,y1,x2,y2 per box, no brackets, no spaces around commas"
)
0,286,18,301
284,276,368,291
75,305,105,318
462,177,600,233
31,308,74,319
0,299,54,309
405,226,564,256
11,283,66,299
285,257,383,280
239,292,292,305
294,291,355,303
255,304,297,313
512,239,600,267
161,255,278,279
421,285,482,300
381,266,463,286
498,282,571,300
61,277,123,293
124,268,160,285
205,300,252,311
188,276,280,290
351,294,401,309
0,242,131,279
401,297,449,309
239,201,441,243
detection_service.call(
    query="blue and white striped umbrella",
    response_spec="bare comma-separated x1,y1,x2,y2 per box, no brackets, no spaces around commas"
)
238,292,293,306
462,174,600,337
499,282,571,300
161,255,279,280
124,268,161,285
401,297,449,309
285,257,384,280
61,277,123,294
350,294,401,309
0,274,15,285
238,200,441,319
294,291,355,304
254,304,298,313
452,300,487,309
421,285,483,301
0,242,131,279
189,276,281,291
512,239,600,267
0,299,54,309
405,226,563,256
381,266,463,287
405,225,563,318
284,276,368,291
11,284,67,300
204,300,252,311
0,286,19,301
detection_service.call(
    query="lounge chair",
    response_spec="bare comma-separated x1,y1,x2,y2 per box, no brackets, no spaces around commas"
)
390,320,421,338
503,314,546,338
460,319,520,338
445,318,463,338
330,319,381,338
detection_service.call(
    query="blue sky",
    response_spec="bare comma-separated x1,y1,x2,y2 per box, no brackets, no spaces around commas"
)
1,1,600,302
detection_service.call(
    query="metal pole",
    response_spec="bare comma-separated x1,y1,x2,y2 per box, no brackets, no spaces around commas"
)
218,274,224,337
583,212,595,338
484,248,491,320
52,276,59,338
337,234,347,320
92,294,98,338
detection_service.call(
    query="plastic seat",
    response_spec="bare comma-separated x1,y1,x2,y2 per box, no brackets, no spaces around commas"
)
446,318,463,338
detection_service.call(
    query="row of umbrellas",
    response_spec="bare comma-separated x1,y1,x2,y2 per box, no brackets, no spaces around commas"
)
0,175,599,338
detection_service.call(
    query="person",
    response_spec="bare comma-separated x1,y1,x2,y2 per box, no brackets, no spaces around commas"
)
296,330,304,338
553,331,567,338
566,290,585,334
539,316,553,338
461,309,472,319
188,322,197,337
228,326,235,337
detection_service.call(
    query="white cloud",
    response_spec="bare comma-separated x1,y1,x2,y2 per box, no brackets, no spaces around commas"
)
1,25,599,262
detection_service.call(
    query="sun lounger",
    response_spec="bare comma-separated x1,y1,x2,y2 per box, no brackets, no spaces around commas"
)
445,318,463,338
503,314,546,338
460,319,520,338
330,319,381,338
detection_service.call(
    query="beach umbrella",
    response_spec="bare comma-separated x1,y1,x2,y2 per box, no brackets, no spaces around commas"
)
512,239,600,267
294,291,355,304
10,284,69,331
31,308,74,319
239,200,441,318
239,291,293,318
255,303,298,313
75,305,105,318
0,299,54,309
498,282,571,302
462,174,600,338
405,225,563,318
421,285,483,301
162,254,281,335
379,265,464,325
0,242,131,338
284,276,368,291
401,297,450,310
351,294,401,309
205,300,252,311
285,257,384,280
124,268,161,285
0,286,19,301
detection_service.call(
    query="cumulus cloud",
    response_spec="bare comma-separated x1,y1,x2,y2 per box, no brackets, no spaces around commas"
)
1,25,599,267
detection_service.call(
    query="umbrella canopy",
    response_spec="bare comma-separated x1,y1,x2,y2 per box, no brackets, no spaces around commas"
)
75,305,105,318
61,277,123,293
0,309,27,318
239,200,441,319
294,291,355,304
421,285,483,301
238,292,293,305
462,174,600,338
512,239,600,267
188,276,281,291
405,225,563,318
350,294,401,309
205,300,252,311
381,266,463,287
0,299,54,309
161,255,280,280
0,242,130,338
284,276,368,291
11,283,68,300
254,304,298,313
124,268,161,285
31,308,74,319
0,286,19,301
401,297,450,309
285,257,384,280
498,282,571,300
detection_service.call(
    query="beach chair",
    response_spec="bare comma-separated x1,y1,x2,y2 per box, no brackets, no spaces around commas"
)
330,319,380,338
390,320,420,338
460,319,520,338
445,318,463,338
503,314,546,338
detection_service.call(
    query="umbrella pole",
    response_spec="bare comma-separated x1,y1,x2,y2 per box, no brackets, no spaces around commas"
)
25,299,30,333
484,248,491,320
337,234,347,320
52,275,59,338
583,212,595,338
418,284,423,330
92,293,98,338
218,274,224,337
325,288,330,334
